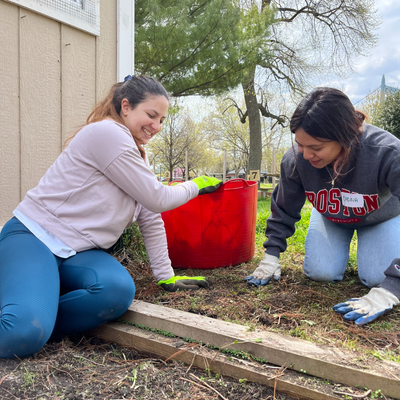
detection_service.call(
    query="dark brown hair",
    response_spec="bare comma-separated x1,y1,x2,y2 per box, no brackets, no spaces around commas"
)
290,87,366,178
67,75,169,158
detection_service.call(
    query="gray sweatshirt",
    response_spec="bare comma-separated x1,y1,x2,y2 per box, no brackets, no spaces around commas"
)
264,124,400,297
16,120,199,281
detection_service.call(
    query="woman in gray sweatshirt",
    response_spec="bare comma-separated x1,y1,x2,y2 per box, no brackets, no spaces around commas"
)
246,87,400,326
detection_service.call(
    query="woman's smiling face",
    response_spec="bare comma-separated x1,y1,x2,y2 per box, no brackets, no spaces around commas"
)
120,95,169,145
295,127,343,168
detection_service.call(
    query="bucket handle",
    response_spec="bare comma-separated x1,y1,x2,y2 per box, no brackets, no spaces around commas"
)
223,178,256,190
167,180,184,186
167,178,257,191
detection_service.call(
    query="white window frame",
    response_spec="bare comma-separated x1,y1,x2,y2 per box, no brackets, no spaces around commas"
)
117,0,135,82
5,0,100,36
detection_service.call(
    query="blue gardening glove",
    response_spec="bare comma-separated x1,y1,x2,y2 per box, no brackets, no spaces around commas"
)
333,287,399,325
158,276,210,292
245,254,281,286
192,176,222,195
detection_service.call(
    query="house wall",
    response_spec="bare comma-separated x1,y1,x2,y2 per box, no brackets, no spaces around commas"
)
0,0,117,226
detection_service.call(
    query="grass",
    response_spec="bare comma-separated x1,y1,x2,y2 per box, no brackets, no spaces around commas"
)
116,198,400,364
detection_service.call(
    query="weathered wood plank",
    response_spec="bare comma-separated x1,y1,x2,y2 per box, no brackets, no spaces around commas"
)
118,300,400,399
91,322,343,400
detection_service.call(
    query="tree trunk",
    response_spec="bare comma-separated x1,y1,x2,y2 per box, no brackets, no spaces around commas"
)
242,69,262,174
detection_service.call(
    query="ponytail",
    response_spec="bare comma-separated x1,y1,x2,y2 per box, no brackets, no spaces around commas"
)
65,75,169,160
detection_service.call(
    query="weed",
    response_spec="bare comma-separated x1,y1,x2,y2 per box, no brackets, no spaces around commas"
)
119,320,177,338
370,389,383,398
22,370,36,388
289,327,307,340
112,222,149,265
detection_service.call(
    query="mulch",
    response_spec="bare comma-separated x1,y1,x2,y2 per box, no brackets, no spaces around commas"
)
0,335,296,400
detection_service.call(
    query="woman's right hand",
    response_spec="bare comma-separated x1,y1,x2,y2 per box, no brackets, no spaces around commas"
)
192,176,222,195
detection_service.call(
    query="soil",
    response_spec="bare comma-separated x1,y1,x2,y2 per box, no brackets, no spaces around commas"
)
129,253,400,359
1,245,399,399
0,335,296,400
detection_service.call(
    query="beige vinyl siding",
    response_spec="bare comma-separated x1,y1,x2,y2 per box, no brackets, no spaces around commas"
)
61,24,96,144
20,9,62,196
0,0,117,226
0,1,21,222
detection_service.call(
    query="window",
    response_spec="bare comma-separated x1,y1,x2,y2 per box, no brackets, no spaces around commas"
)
6,0,100,36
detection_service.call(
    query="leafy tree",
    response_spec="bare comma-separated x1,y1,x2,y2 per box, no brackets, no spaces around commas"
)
135,0,274,96
374,91,400,139
146,108,209,179
184,122,211,177
238,0,380,172
202,95,290,176
136,0,380,173
260,117,291,176
356,88,383,124
203,100,251,177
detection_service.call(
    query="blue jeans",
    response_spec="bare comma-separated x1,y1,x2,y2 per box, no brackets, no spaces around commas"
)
0,218,135,359
304,208,400,287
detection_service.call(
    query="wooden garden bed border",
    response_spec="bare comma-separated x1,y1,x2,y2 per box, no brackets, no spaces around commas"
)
91,322,344,400
92,300,400,399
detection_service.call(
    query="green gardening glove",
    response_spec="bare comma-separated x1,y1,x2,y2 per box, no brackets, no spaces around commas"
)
192,176,222,195
158,276,210,292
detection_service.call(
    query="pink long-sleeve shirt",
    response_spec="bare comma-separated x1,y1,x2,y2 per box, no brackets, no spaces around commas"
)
16,120,198,281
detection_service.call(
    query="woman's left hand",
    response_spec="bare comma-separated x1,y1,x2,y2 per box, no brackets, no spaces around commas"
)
333,287,399,325
158,276,210,292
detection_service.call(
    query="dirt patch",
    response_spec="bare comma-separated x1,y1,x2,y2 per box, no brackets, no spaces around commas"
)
0,335,296,399
127,253,400,361
1,248,398,399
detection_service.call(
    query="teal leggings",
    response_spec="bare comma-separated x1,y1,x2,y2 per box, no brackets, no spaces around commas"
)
0,217,135,359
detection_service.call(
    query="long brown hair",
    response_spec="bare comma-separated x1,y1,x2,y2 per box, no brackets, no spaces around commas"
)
66,75,169,159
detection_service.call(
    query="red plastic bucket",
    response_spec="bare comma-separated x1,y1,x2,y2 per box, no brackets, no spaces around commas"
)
161,179,258,269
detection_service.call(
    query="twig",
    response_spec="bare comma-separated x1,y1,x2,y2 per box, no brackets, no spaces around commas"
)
186,353,196,373
197,345,211,376
0,374,10,386
180,377,209,390
164,342,199,362
271,364,287,399
382,366,400,382
0,387,18,398
333,389,371,399
270,363,288,378
72,353,105,366
189,373,229,400
49,365,74,380
113,375,129,386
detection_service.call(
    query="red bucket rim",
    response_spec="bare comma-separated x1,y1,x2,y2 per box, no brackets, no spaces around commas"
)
168,178,258,192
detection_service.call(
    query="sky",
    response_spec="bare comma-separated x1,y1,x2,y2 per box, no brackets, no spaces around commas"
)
182,0,400,115
333,0,400,104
